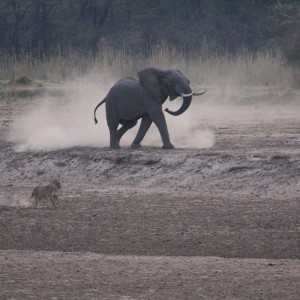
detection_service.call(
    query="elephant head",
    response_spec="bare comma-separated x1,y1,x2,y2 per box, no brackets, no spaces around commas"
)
138,68,206,116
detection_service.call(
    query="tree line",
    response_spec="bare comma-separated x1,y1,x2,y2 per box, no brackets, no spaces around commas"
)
0,0,299,68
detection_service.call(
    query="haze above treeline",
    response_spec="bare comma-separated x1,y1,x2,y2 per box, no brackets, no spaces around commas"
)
0,0,299,67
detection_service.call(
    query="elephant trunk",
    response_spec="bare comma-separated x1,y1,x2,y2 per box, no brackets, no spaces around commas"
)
164,89,207,116
165,96,192,116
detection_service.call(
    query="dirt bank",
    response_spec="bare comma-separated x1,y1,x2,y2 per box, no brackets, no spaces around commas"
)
0,97,300,299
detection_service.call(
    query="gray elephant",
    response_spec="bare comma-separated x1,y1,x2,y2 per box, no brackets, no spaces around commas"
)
94,67,206,149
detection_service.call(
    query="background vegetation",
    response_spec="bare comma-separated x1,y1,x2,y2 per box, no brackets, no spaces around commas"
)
0,0,299,87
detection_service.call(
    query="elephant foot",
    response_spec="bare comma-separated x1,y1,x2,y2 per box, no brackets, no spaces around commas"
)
131,142,141,149
110,144,121,149
162,143,174,149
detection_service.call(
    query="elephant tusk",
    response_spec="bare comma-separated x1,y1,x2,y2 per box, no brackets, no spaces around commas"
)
180,90,198,97
180,89,207,97
193,89,207,96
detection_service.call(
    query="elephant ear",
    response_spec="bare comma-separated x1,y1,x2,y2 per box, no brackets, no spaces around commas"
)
138,68,164,103
174,69,190,84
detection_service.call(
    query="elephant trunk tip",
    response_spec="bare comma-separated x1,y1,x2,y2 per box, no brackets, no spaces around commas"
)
164,107,181,116
165,96,192,116
94,117,98,124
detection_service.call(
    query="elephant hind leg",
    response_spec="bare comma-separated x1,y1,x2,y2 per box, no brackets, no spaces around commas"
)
116,119,138,144
131,115,152,149
107,120,121,149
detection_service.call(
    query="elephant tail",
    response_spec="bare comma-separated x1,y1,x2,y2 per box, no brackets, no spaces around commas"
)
94,99,106,124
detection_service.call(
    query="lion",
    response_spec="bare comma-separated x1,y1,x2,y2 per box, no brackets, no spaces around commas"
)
31,179,61,209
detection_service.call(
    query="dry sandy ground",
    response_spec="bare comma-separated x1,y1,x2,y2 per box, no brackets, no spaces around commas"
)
0,94,300,299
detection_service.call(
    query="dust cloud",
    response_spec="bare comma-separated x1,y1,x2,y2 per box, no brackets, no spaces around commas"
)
8,75,215,151
0,193,31,208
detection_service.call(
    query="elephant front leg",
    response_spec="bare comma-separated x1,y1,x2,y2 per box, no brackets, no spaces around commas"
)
147,106,174,149
131,116,152,149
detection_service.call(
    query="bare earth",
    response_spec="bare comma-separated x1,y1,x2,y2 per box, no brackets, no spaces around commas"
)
0,95,300,299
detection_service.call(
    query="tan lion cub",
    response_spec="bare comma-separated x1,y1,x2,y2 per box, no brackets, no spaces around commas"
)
31,180,61,209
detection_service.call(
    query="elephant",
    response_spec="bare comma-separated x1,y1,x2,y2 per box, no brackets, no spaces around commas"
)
93,67,206,149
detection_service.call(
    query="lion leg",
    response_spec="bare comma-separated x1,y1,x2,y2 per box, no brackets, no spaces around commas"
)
53,195,59,206
34,195,39,208
50,195,57,209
